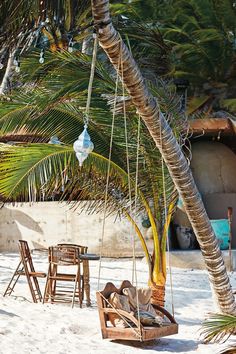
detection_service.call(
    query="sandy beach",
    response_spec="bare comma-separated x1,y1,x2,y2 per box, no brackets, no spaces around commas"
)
0,252,235,354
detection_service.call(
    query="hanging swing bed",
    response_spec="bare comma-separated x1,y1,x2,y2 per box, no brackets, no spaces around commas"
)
94,52,178,341
96,280,178,341
77,30,178,342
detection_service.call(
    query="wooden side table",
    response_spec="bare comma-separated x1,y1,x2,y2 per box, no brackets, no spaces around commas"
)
79,253,100,306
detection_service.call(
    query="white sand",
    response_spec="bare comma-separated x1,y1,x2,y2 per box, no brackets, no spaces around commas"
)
0,252,235,354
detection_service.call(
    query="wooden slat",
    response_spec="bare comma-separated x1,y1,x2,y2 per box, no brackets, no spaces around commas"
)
189,118,233,135
142,324,178,341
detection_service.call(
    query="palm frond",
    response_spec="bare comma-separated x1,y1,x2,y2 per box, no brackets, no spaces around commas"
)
201,313,236,344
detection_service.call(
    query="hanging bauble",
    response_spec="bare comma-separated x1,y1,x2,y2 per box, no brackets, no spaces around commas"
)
68,46,73,53
13,58,18,66
73,125,94,167
39,49,45,64
15,64,20,73
68,38,74,53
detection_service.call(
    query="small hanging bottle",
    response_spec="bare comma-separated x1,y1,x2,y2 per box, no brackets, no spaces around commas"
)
39,49,45,64
15,60,20,73
68,38,74,53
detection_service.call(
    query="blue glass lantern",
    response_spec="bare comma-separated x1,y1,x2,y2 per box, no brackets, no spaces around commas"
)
73,125,94,167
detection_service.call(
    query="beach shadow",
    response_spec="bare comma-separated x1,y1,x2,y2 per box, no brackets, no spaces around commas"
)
113,338,198,352
0,309,20,318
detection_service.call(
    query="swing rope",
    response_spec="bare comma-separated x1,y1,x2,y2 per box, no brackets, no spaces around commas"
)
120,51,141,332
97,37,142,337
159,113,175,317
97,39,122,290
84,33,98,126
133,114,142,332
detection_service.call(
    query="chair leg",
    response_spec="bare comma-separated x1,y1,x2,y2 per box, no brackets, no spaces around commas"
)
43,265,52,303
3,261,23,297
72,265,82,308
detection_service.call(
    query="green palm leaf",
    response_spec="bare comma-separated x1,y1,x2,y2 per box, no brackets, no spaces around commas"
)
201,313,236,344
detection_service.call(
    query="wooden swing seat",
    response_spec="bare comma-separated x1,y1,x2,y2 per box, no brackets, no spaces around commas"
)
96,280,178,342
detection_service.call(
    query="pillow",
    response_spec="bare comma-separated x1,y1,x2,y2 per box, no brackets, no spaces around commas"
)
122,286,163,326
108,292,132,328
134,310,163,326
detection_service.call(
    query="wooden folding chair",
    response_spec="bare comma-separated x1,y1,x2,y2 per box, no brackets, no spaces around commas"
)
43,245,84,308
4,240,46,303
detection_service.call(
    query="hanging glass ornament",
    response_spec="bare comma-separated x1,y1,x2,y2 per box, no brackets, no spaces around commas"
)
13,58,18,66
73,124,94,167
39,49,45,64
15,62,20,73
0,62,3,70
68,38,74,53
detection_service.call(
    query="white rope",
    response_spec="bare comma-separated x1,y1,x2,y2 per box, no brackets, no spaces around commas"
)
133,114,142,334
84,33,98,125
159,114,175,317
133,116,141,283
120,53,133,280
120,45,142,334
97,40,121,290
97,37,143,338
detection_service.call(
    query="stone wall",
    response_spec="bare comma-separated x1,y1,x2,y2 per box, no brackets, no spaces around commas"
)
0,202,151,256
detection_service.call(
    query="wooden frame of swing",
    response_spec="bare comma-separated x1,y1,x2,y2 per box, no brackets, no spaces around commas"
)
96,280,178,341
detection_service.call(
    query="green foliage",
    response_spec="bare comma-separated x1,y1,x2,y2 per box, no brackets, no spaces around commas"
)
201,313,236,344
127,0,236,113
0,48,185,235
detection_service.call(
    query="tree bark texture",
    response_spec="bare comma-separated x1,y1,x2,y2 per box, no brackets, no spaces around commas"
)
91,0,236,315
0,51,14,95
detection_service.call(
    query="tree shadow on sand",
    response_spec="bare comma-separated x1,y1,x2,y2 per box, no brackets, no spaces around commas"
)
0,309,20,318
113,338,198,352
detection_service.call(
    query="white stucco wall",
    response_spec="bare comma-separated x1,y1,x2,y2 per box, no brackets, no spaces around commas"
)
0,202,151,257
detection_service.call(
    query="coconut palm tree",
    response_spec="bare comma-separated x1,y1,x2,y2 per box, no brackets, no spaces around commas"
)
90,0,236,315
0,45,186,305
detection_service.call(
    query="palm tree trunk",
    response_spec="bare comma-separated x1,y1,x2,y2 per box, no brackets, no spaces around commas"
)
0,51,14,95
91,0,236,315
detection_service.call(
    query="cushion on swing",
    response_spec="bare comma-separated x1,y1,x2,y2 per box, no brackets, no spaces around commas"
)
134,310,163,326
108,292,133,328
122,286,163,326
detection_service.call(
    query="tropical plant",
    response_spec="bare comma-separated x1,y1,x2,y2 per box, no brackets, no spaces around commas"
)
201,313,236,343
0,43,186,305
0,0,92,94
201,313,236,353
90,0,236,314
125,0,236,115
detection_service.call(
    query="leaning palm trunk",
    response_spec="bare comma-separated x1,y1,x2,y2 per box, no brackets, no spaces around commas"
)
91,0,236,315
0,51,15,95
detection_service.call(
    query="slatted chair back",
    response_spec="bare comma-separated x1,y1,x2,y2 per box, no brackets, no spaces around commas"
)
49,246,78,266
57,243,88,255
